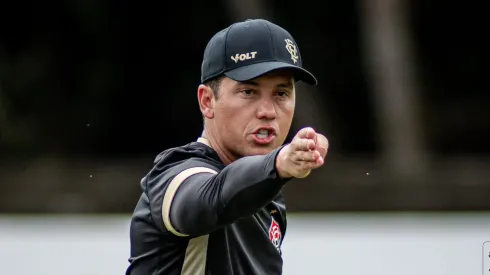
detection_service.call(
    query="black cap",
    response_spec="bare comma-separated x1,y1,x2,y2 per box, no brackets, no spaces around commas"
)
201,19,317,85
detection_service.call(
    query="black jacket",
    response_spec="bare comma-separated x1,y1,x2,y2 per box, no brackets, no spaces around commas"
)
126,138,290,275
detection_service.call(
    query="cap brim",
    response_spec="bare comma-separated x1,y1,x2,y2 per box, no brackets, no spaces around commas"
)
224,61,317,86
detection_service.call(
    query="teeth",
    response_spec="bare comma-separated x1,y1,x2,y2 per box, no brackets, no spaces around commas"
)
256,129,269,139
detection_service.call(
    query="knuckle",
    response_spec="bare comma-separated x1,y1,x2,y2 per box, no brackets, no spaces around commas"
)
295,139,304,150
311,152,317,161
308,139,314,148
299,127,312,137
298,151,305,161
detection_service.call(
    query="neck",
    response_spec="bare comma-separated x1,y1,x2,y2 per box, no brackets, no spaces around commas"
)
200,129,236,165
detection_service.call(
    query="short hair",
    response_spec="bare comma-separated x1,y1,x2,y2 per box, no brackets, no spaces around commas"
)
203,75,224,99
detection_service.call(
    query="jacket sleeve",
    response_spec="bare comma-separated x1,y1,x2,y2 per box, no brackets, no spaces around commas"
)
162,146,290,237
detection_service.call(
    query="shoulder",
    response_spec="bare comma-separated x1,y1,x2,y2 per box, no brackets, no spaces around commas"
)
142,141,223,192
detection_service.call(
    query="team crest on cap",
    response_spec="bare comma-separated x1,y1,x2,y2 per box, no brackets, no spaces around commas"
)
285,39,298,64
268,216,282,253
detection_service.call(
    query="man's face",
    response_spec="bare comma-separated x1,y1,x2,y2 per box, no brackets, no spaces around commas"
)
206,70,296,159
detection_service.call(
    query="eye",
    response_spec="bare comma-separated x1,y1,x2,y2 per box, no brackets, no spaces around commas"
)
276,91,289,97
241,89,255,96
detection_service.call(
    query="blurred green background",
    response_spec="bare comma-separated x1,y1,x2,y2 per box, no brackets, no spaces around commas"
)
1,0,489,213
0,0,489,274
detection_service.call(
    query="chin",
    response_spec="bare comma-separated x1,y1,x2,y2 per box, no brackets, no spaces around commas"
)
235,139,282,157
247,145,277,156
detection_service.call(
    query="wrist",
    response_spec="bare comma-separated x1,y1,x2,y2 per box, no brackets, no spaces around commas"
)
275,145,292,179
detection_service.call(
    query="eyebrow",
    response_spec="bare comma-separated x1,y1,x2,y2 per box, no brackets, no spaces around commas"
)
239,79,294,89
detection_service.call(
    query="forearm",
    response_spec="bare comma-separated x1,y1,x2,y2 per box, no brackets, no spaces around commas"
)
170,146,289,236
218,146,289,222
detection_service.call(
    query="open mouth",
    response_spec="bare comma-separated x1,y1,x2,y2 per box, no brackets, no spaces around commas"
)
256,129,271,139
252,127,276,144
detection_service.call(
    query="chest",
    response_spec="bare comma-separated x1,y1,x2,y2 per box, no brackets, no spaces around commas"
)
257,202,287,252
228,199,287,254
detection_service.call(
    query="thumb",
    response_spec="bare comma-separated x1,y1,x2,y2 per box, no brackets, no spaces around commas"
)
316,134,329,158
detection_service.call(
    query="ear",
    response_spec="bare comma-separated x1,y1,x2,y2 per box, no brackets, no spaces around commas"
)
197,84,215,119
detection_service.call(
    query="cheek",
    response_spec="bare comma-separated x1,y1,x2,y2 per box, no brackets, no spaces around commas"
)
215,104,244,133
278,101,295,120
277,102,295,135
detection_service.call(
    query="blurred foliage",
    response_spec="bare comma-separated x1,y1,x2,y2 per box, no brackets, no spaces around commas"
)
1,0,486,158
0,0,488,213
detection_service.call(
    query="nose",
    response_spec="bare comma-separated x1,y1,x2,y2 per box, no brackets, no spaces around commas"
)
256,98,277,120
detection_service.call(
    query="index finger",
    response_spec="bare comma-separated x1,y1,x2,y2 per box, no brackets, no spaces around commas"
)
297,127,316,139
291,138,316,152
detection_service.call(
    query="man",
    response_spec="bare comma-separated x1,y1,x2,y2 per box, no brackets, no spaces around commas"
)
126,18,329,275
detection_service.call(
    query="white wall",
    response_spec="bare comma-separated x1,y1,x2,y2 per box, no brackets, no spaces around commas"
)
1,212,489,275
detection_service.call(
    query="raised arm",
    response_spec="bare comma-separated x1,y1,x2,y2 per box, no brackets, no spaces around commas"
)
162,127,328,237
164,146,288,237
